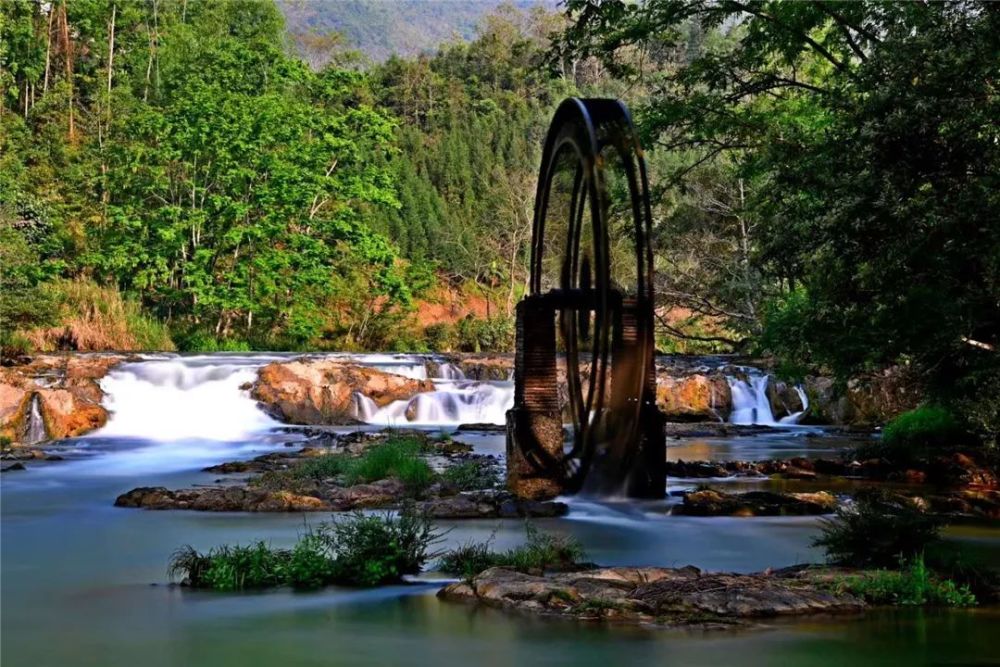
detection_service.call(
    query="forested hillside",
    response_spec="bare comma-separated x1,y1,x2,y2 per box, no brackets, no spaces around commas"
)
278,0,556,64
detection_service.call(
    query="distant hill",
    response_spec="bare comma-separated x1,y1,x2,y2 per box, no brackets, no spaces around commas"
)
278,0,558,64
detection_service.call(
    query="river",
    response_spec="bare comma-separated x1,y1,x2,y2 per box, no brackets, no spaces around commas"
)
2,353,996,665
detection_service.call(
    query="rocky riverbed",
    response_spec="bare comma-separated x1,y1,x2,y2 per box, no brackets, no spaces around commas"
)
113,430,568,518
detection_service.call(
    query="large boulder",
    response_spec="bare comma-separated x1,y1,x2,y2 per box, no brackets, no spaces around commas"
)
655,373,731,422
252,359,435,424
36,388,109,439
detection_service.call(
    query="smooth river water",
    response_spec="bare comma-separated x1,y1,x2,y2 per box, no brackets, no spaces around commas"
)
2,354,997,666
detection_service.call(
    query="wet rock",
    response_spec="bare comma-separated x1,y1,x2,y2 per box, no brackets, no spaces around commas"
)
673,489,838,517
767,380,807,421
1,462,26,472
416,492,568,519
252,358,434,425
655,373,731,422
438,566,864,627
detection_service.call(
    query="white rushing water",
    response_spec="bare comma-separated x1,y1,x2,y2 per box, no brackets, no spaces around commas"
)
355,381,513,427
95,356,281,441
24,394,47,444
727,371,809,425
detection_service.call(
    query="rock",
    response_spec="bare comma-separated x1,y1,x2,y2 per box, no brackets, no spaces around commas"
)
0,355,125,442
35,388,108,439
252,358,434,424
416,492,569,519
438,566,864,627
453,356,512,381
655,373,731,422
1,462,26,472
113,486,332,512
673,489,838,517
767,380,807,421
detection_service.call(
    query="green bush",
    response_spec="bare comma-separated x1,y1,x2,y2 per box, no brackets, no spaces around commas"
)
813,489,942,568
883,405,968,450
168,509,442,590
833,556,976,607
326,510,442,586
438,524,586,579
423,323,456,352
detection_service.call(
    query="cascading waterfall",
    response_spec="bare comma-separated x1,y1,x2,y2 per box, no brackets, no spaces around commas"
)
95,357,279,441
24,394,47,444
355,381,513,427
727,372,809,426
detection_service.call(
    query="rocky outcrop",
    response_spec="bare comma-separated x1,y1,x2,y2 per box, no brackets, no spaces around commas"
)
673,489,838,517
252,358,435,424
438,565,864,627
114,486,331,512
416,492,567,519
0,354,125,443
655,373,731,422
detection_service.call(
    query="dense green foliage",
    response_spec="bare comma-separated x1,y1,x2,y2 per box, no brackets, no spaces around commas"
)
561,0,1000,438
832,556,976,608
814,489,942,568
854,406,973,464
1,0,414,351
168,509,441,590
438,524,585,579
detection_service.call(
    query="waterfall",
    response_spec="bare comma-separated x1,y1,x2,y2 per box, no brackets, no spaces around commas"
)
24,394,47,444
437,363,466,380
355,382,514,427
727,372,808,426
95,357,278,441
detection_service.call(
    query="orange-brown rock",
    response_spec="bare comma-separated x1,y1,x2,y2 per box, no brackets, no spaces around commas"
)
0,355,124,442
36,388,109,439
655,373,731,422
252,358,435,424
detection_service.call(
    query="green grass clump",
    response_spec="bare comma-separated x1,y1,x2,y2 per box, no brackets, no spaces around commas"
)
438,524,585,579
169,542,289,591
251,435,435,496
833,556,977,607
442,459,499,491
169,509,442,591
813,488,941,568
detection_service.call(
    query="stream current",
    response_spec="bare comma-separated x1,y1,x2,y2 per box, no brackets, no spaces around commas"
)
2,353,996,666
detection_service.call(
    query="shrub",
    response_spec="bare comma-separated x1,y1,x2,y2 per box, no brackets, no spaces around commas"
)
456,316,514,353
326,510,442,587
423,323,455,352
438,524,586,579
813,489,942,568
833,556,977,607
884,405,969,451
168,509,442,590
